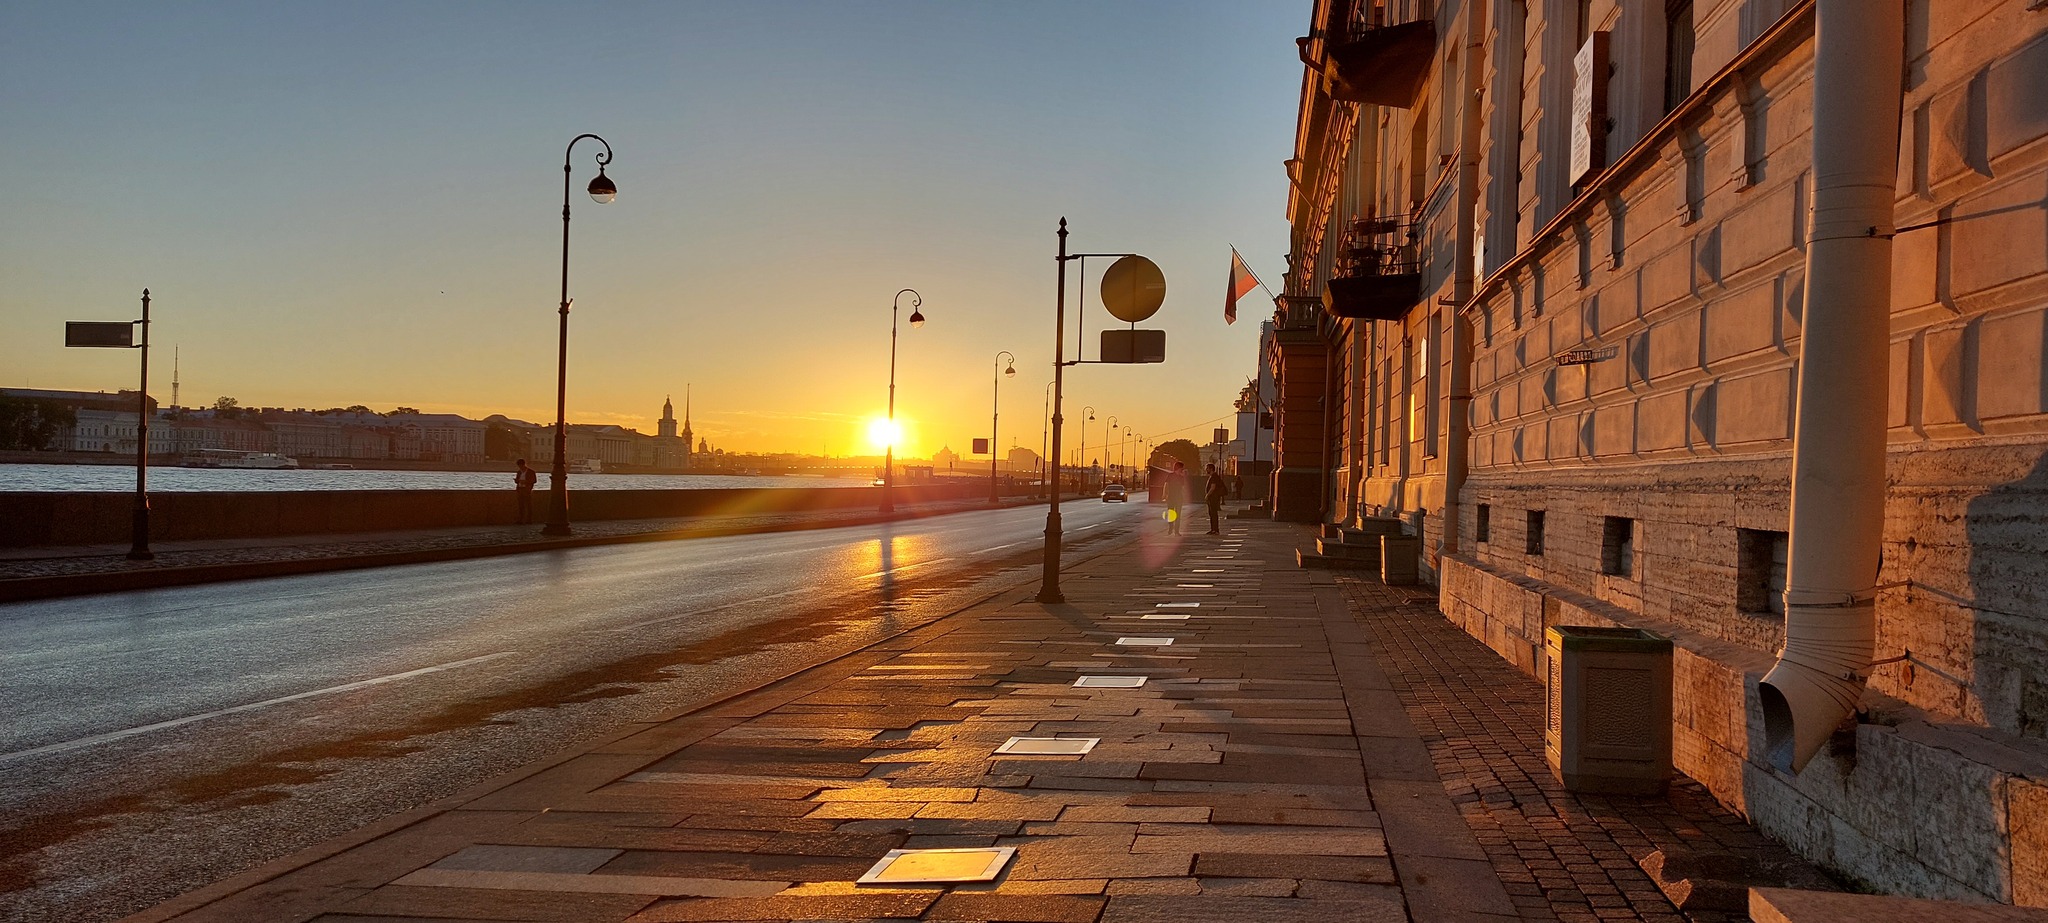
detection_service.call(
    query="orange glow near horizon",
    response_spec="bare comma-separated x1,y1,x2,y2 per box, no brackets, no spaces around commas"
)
867,417,904,454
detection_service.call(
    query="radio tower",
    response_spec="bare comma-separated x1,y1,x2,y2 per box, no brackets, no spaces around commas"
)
171,346,181,410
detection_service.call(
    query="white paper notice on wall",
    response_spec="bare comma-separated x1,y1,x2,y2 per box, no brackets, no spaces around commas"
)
1571,31,1612,186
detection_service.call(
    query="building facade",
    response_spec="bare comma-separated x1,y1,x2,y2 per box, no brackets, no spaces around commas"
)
1284,0,2048,904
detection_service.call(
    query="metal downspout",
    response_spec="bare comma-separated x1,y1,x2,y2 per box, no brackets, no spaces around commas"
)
1758,0,1904,773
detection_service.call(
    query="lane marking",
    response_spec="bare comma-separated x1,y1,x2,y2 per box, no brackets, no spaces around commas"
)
611,586,812,631
858,556,950,581
969,541,1025,555
0,651,517,764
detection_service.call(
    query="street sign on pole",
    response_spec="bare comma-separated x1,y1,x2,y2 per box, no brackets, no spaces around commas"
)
973,437,990,455
65,321,135,348
63,294,153,560
1100,329,1165,363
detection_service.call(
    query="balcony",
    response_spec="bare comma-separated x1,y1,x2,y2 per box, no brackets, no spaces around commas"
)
1321,218,1423,321
1299,19,1437,109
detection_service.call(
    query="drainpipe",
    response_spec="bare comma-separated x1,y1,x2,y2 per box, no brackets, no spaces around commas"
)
1320,322,1338,522
1758,0,1903,774
1442,0,1485,564
1348,320,1367,525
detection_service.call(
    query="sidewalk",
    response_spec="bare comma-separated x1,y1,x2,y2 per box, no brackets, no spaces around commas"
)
0,495,1048,602
114,517,1833,923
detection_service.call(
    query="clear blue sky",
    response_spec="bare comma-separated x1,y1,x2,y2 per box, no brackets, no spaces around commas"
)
1,1,1304,458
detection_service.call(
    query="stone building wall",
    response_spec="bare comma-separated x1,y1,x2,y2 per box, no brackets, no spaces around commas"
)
1287,0,2048,905
1447,0,2048,905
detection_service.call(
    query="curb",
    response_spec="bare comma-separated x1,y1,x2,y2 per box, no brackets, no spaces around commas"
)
0,497,1062,604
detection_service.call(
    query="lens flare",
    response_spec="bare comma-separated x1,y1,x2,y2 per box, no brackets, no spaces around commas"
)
867,417,903,452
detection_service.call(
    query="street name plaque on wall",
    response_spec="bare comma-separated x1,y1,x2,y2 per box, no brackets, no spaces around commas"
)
1554,346,1620,366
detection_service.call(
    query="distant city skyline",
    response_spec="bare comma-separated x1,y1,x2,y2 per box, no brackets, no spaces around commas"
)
0,2,1300,457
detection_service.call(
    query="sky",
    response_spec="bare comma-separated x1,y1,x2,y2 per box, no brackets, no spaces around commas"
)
0,2,1304,461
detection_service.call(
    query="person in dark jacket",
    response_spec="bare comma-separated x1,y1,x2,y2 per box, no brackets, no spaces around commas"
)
1204,463,1227,534
1164,461,1188,534
514,458,538,523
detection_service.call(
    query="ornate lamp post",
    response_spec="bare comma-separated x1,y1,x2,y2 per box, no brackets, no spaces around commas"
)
543,133,617,537
881,288,925,514
990,351,1015,503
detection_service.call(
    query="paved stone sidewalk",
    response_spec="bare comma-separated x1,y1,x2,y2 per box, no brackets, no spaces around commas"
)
1337,578,1838,922
118,518,1824,922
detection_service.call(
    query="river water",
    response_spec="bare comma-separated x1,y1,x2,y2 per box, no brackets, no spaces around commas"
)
0,463,874,493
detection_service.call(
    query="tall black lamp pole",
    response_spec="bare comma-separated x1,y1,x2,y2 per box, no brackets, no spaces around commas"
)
543,133,617,537
990,350,1015,503
128,289,153,560
882,288,925,514
1037,220,1071,603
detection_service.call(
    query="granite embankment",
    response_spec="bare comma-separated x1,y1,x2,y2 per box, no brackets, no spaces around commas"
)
0,483,1014,547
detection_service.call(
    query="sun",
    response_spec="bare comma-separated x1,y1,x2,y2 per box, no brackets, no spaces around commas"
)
866,417,903,452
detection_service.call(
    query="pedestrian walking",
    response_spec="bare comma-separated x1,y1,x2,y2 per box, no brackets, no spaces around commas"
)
1164,461,1188,534
514,458,538,524
1204,463,1226,534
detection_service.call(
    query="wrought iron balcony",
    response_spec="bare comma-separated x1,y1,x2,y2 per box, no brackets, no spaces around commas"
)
1298,19,1438,109
1321,218,1423,321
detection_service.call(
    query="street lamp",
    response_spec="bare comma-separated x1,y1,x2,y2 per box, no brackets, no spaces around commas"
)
543,132,617,537
990,350,1015,503
1077,406,1095,496
881,288,925,514
1104,416,1117,487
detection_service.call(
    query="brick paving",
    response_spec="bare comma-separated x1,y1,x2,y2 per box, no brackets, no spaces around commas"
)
1338,577,1837,923
110,518,1832,922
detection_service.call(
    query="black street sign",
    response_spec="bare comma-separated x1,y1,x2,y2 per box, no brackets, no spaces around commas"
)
66,321,136,348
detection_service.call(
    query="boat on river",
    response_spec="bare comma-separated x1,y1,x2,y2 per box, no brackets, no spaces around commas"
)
182,449,301,469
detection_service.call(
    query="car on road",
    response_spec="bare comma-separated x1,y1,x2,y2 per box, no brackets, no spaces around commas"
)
1101,483,1128,502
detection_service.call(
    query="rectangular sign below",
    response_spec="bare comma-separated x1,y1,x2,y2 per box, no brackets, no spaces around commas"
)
972,437,990,455
65,321,135,348
1100,329,1165,364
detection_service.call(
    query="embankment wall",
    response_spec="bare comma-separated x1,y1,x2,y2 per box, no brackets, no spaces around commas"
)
0,483,1000,546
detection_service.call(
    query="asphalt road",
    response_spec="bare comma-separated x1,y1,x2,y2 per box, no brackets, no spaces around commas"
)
0,497,1147,923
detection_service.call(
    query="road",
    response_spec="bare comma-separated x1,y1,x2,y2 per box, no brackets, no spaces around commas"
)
0,497,1147,923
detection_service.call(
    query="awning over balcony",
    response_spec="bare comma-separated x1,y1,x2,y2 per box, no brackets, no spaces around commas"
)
1301,20,1438,109
1322,272,1423,321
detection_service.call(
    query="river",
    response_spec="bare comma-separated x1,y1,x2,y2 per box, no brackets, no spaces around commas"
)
0,463,874,493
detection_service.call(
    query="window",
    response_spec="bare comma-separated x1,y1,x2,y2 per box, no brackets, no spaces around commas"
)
1575,0,1593,48
1477,504,1491,543
1664,0,1696,113
1737,528,1789,615
1602,516,1635,576
1526,510,1546,555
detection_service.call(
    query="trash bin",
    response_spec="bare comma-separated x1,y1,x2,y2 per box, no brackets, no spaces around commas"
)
1545,625,1673,794
1379,533,1420,585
